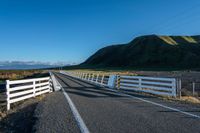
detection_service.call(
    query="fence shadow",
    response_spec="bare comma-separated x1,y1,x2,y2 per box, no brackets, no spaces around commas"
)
56,73,154,99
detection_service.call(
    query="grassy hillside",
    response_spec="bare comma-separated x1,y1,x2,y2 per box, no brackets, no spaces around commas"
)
80,35,200,70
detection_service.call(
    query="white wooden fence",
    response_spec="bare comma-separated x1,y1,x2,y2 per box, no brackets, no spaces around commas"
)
6,77,52,110
61,71,177,97
118,76,176,97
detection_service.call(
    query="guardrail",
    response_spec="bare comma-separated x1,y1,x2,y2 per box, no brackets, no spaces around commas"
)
60,71,177,97
6,77,52,110
118,76,176,97
49,72,61,91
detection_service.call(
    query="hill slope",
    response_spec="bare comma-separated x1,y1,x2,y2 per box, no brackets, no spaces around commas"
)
81,35,200,69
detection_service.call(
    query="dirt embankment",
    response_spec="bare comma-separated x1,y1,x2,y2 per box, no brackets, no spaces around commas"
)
0,95,46,133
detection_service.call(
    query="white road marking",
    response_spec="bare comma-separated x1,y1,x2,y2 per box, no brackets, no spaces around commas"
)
105,87,200,119
54,74,90,133
62,90,90,133
63,73,200,119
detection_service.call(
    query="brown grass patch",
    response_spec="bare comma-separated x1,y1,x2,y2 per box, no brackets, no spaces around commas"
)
180,96,200,104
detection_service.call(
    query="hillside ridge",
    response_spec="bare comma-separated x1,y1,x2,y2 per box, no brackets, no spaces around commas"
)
81,35,200,69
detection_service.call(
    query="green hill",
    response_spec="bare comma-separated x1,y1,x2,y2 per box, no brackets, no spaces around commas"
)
81,35,200,69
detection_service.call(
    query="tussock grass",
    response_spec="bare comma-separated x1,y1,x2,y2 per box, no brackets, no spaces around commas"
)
159,36,178,45
180,96,200,104
182,36,197,43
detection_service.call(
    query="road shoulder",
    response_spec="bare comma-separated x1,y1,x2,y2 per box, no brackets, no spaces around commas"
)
33,91,80,133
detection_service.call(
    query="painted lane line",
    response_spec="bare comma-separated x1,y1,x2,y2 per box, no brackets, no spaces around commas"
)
54,74,90,133
62,90,90,133
104,88,200,119
128,95,200,119
62,73,200,119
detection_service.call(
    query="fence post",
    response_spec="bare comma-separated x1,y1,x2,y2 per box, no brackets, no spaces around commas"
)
81,73,84,79
33,80,36,97
6,80,10,110
79,72,81,78
179,79,182,98
108,75,117,89
96,74,99,83
101,75,105,85
88,74,91,81
172,79,176,97
192,82,195,96
85,73,87,79
117,76,120,90
138,78,142,90
82,73,84,79
49,78,52,92
91,74,94,82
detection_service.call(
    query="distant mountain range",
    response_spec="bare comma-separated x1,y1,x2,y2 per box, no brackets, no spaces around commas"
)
81,35,200,69
0,61,68,70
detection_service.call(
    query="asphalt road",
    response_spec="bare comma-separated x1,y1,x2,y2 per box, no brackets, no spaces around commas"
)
33,91,80,133
51,72,200,133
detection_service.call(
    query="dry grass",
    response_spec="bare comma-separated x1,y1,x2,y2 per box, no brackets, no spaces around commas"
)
0,70,44,81
158,36,178,45
0,94,46,121
65,69,138,76
182,36,197,43
158,35,198,45
0,107,6,120
180,96,200,104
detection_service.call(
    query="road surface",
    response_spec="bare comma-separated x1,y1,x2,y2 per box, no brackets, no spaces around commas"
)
38,72,200,133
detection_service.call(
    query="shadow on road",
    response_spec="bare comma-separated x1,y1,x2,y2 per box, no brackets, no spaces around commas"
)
55,73,154,99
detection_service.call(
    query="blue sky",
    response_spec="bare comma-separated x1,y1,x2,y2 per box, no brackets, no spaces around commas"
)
0,0,200,64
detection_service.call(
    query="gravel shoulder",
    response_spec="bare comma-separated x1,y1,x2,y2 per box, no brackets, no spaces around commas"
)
0,91,80,133
33,91,80,133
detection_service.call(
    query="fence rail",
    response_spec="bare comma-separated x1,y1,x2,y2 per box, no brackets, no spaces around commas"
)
6,77,52,110
118,76,176,97
61,71,177,97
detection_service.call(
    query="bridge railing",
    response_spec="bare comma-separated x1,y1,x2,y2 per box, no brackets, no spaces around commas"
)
117,75,176,97
6,77,52,110
60,71,177,97
60,71,116,88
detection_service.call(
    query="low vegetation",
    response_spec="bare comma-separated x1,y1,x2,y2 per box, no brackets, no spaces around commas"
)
0,70,46,82
0,95,46,133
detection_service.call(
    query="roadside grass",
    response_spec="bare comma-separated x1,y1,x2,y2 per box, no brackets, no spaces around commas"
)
179,96,200,104
0,80,4,84
0,94,46,120
0,70,48,81
0,94,47,133
63,69,138,76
